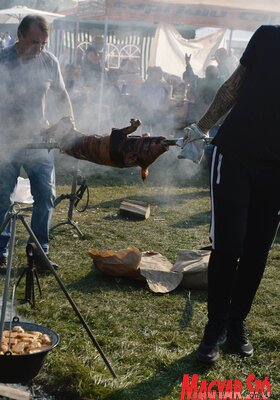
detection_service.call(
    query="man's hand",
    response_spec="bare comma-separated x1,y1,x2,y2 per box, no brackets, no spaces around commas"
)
41,116,75,142
178,123,210,163
183,123,208,144
41,116,78,153
185,53,191,65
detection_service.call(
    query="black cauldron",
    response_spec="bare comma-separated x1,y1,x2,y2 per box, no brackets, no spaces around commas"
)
0,321,60,384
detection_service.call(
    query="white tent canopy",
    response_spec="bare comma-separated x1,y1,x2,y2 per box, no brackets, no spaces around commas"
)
0,5,65,24
72,0,280,128
76,0,280,31
154,0,280,13
76,1,267,78
150,24,227,78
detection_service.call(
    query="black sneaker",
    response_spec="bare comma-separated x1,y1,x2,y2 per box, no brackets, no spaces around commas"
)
26,244,59,274
197,321,227,364
227,320,253,357
0,256,7,274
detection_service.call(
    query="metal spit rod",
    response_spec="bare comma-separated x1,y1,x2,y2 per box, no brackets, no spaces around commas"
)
0,142,59,150
0,137,213,152
161,137,213,146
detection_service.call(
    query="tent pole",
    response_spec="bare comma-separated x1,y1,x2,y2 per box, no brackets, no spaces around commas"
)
97,15,108,135
228,28,233,55
74,12,80,65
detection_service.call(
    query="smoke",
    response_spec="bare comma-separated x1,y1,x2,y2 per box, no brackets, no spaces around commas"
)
0,21,248,188
48,30,217,187
49,43,214,188
49,18,252,184
54,144,207,192
0,46,67,165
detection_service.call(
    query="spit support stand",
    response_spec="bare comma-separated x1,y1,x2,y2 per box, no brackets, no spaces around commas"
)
0,205,117,378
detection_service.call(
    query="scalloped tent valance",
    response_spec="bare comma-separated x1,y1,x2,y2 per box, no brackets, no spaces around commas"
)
74,0,280,31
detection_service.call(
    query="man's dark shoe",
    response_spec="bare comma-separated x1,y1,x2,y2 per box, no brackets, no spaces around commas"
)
0,256,7,274
26,244,59,274
197,321,227,364
227,320,253,357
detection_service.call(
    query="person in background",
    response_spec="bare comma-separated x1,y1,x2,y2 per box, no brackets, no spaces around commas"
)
183,53,225,164
103,68,129,126
213,47,238,81
2,32,15,48
81,45,102,88
183,25,280,364
92,35,107,69
63,63,76,93
92,35,104,56
138,66,172,134
184,53,223,124
119,58,143,96
105,68,122,99
0,15,74,273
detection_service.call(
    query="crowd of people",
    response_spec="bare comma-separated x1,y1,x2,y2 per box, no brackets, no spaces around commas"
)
0,15,278,370
61,38,237,137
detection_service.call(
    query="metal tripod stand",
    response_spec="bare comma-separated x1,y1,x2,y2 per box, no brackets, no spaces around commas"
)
0,205,117,378
15,242,43,308
50,161,89,239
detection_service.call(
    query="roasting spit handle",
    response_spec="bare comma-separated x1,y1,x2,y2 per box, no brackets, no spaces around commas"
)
0,142,59,150
161,137,213,146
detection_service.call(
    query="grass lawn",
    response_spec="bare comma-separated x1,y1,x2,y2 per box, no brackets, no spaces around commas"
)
1,152,279,399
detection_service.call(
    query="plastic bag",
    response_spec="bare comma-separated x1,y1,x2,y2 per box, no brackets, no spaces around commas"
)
10,177,34,204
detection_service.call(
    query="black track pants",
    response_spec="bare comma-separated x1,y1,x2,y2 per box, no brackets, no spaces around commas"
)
207,147,280,323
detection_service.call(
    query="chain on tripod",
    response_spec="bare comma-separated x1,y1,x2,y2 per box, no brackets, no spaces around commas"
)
74,174,89,212
16,243,43,308
54,173,89,213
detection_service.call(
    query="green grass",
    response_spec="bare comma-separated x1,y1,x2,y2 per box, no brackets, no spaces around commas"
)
1,157,279,399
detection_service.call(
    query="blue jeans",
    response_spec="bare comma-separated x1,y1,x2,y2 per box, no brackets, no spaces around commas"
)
0,148,56,256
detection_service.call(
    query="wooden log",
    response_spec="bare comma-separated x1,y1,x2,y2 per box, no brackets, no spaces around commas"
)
0,384,30,400
119,199,150,220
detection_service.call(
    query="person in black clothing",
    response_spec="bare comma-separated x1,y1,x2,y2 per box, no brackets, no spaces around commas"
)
82,45,102,87
63,63,76,92
183,25,280,364
183,53,223,124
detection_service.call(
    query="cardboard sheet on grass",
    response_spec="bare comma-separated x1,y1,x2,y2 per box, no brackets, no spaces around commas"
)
88,247,210,293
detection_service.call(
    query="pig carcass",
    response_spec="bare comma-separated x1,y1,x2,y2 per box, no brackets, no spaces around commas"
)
44,117,169,180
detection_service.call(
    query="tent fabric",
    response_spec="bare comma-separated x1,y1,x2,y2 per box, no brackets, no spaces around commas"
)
0,5,65,24
76,0,280,31
149,23,226,78
154,0,280,13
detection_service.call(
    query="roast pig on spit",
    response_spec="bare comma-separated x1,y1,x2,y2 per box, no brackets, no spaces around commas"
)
43,117,169,180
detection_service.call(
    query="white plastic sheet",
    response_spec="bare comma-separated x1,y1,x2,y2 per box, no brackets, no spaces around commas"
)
149,23,226,78
10,177,34,204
